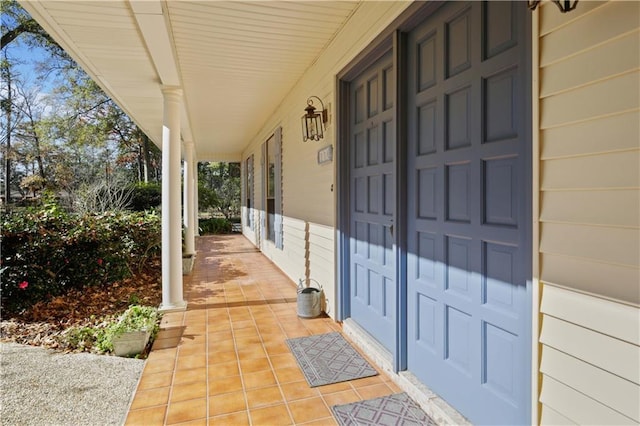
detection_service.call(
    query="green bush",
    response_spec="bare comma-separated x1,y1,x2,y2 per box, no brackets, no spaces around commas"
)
64,324,107,352
198,217,232,234
128,183,161,211
0,208,160,313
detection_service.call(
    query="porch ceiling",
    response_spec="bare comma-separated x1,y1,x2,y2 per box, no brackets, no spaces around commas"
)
19,1,362,161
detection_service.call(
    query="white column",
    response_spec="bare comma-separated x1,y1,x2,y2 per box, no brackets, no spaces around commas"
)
160,87,186,312
193,161,200,236
183,140,196,255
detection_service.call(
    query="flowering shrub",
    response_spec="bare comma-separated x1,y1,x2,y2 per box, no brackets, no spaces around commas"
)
0,209,160,313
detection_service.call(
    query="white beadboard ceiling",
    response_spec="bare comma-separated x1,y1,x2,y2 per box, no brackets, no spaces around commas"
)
19,1,362,161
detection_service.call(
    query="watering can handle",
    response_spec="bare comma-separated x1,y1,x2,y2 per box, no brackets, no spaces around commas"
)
298,278,322,291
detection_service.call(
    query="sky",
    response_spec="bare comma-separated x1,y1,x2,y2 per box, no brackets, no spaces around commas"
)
3,38,60,121
4,38,56,94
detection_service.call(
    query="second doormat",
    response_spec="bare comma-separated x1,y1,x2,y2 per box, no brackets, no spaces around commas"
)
331,392,436,426
286,332,378,387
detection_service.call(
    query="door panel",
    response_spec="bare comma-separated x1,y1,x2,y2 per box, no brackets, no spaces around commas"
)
349,52,396,352
406,2,530,425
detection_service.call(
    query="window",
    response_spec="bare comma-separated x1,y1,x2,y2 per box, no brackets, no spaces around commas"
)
266,136,276,242
245,155,254,230
262,127,283,249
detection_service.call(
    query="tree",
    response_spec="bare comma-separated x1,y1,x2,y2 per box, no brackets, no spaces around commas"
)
1,0,161,206
1,0,62,51
12,77,48,184
1,52,14,202
198,162,241,219
2,0,71,202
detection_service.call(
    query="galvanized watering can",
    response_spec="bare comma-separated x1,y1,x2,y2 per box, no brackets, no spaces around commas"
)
297,278,323,318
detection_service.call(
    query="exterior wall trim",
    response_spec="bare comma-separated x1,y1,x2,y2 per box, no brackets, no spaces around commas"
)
393,29,409,374
531,6,542,426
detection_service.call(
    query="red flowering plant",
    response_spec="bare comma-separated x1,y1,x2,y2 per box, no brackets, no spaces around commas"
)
1,207,160,313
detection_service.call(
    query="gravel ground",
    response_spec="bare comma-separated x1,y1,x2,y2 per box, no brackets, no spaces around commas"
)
0,343,144,426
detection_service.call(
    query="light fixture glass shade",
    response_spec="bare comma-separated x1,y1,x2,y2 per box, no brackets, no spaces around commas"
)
302,100,325,141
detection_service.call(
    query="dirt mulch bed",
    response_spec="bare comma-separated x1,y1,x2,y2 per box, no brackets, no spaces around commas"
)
0,258,162,353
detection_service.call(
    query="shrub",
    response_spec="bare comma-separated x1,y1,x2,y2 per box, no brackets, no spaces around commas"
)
128,183,161,211
198,217,232,234
197,184,219,213
0,209,161,313
72,179,134,215
63,324,107,353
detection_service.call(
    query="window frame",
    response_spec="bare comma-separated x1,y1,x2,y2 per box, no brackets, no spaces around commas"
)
262,127,283,249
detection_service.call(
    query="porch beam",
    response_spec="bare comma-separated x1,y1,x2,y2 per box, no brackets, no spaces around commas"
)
183,140,196,255
160,86,186,312
129,0,180,86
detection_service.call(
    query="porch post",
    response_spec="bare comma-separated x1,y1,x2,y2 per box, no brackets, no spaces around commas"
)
183,140,196,255
193,162,200,236
160,86,186,312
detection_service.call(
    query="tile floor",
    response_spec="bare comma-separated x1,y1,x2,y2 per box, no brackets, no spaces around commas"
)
125,235,400,425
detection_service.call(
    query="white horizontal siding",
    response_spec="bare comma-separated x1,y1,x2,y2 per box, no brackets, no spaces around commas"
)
540,190,639,228
541,346,639,421
539,405,574,426
282,217,306,257
537,0,640,301
540,315,639,383
540,222,639,266
540,30,639,98
541,110,639,159
537,2,640,423
308,223,336,316
540,71,639,129
539,1,639,65
539,288,640,425
541,149,639,190
540,375,637,425
541,284,640,345
539,254,640,305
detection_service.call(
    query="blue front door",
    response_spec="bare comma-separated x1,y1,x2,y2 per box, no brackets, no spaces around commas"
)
349,51,396,352
405,2,531,425
343,2,531,424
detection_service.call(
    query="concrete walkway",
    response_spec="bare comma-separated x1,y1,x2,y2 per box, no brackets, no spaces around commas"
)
125,235,400,425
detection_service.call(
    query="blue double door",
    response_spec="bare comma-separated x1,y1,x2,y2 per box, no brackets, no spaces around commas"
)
347,2,531,424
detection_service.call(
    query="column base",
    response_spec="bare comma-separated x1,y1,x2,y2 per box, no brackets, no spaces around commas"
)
158,300,187,313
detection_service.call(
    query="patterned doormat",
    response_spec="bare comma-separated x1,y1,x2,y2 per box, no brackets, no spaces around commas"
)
331,393,436,426
286,332,378,387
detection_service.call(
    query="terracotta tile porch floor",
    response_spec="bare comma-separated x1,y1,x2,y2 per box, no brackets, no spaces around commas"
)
125,234,401,426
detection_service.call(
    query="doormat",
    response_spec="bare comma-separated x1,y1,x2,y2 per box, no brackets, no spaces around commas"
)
331,392,436,426
286,332,378,387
